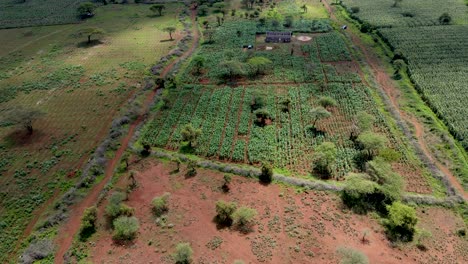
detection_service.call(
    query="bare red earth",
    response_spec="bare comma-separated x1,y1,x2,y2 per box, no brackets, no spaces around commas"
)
87,161,467,263
53,7,200,263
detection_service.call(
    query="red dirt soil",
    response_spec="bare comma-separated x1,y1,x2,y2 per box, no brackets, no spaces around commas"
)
53,7,200,263
322,0,467,200
87,161,467,263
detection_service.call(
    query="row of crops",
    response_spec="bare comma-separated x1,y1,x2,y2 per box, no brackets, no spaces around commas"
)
341,0,468,28
379,25,468,149
140,82,400,176
0,0,89,28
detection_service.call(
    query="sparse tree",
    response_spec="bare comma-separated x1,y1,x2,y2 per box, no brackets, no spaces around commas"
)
186,160,197,177
260,163,273,184
215,200,237,225
357,131,387,158
79,206,97,241
392,0,402,8
336,246,369,264
112,216,139,241
439,13,452,25
219,60,246,81
384,201,418,241
152,193,170,217
247,56,273,76
312,142,338,177
163,26,176,40
222,174,232,192
1,106,45,135
350,111,374,141
181,123,201,148
174,243,193,264
416,229,432,251
75,27,105,44
77,2,95,18
310,106,331,127
232,206,257,231
150,4,165,16
192,55,205,75
318,96,337,109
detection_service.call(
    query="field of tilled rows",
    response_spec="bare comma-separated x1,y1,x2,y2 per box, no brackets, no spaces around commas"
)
140,83,420,178
379,25,468,149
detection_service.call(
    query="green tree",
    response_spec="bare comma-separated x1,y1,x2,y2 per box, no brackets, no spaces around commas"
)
174,243,193,264
163,26,176,40
310,106,331,127
385,201,418,241
218,60,245,81
112,216,139,241
76,27,105,44
150,4,165,16
79,206,97,241
1,106,45,134
232,207,257,231
392,0,402,8
215,200,237,225
152,193,170,217
336,246,369,264
247,56,273,75
341,173,381,214
259,163,273,184
318,96,337,109
253,108,271,127
198,4,209,16
350,111,374,141
192,55,206,74
77,2,95,18
439,13,452,25
222,174,232,192
312,142,338,177
181,123,202,148
357,131,387,158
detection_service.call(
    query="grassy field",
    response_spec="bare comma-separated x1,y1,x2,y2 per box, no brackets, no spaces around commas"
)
0,3,182,260
340,0,468,187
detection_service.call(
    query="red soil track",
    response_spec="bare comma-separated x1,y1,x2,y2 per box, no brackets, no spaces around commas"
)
322,0,467,200
53,8,200,263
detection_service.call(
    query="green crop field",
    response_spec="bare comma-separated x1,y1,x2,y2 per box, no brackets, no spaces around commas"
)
341,0,468,151
140,16,433,194
342,0,468,27
0,3,182,260
0,0,90,29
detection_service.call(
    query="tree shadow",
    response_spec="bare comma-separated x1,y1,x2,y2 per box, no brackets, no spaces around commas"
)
160,39,175,43
3,129,46,147
76,39,104,48
212,216,232,230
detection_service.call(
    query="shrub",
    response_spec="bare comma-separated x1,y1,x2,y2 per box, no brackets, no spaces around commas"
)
112,216,139,241
259,163,273,184
79,206,97,241
232,207,257,231
384,201,418,242
20,239,54,264
186,160,197,177
174,242,193,264
215,200,237,225
152,193,170,217
105,192,134,221
336,246,369,264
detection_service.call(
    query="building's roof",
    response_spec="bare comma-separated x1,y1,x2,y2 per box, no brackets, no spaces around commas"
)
266,31,292,38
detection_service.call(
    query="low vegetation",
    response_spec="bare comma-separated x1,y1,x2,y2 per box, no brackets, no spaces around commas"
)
112,216,139,241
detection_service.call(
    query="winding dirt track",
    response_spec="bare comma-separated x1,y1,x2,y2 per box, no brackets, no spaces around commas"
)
322,0,467,200
53,8,200,263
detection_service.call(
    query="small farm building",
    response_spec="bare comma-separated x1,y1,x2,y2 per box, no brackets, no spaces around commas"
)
265,32,292,43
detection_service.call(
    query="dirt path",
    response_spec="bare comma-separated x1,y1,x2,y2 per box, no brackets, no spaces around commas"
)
322,0,467,200
53,7,200,263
